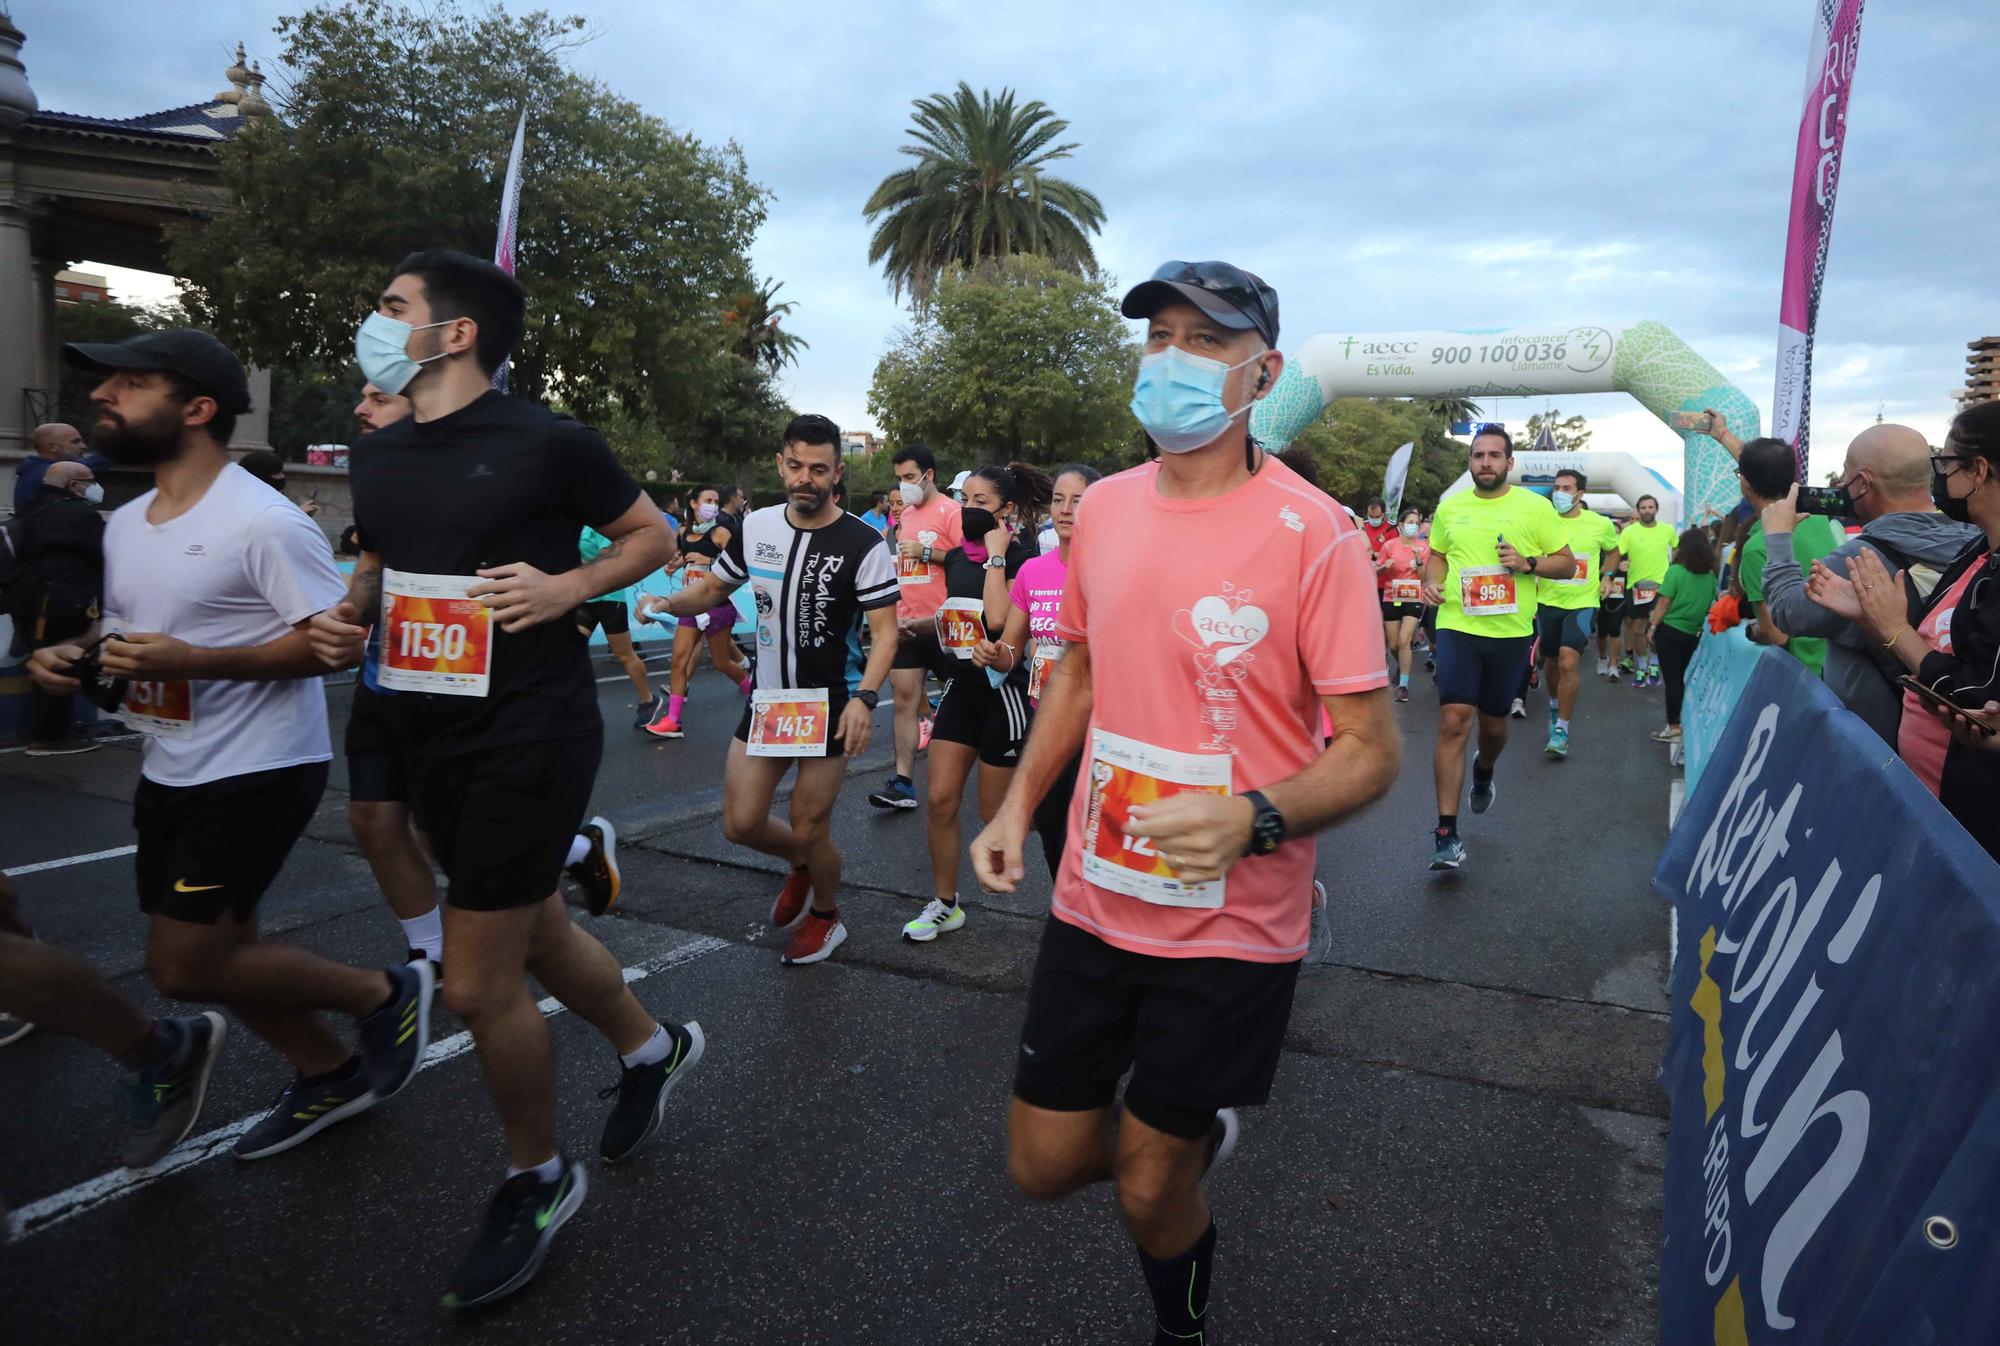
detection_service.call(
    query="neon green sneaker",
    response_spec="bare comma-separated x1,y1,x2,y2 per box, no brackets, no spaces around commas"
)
902,898,966,943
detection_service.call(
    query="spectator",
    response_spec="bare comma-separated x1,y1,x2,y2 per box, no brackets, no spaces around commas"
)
1,460,106,754
1812,401,2000,861
13,422,87,512
860,490,891,537
1647,527,1717,744
237,449,319,517
1729,435,1844,675
1761,424,1981,744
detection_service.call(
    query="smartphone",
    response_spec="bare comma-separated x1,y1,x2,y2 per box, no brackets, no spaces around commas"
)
1795,484,1853,517
1670,411,1714,434
1898,676,2000,732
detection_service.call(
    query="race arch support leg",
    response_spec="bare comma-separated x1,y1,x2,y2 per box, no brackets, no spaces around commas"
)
1609,320,1762,523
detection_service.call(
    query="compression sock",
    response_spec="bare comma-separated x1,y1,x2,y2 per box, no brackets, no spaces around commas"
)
739,676,753,694
620,1022,671,1069
668,693,686,721
399,907,443,962
565,835,591,868
507,1154,563,1183
1398,673,1410,687
1138,1220,1216,1345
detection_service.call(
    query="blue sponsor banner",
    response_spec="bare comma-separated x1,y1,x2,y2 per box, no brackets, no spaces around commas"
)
1681,627,1765,794
1654,651,2000,1344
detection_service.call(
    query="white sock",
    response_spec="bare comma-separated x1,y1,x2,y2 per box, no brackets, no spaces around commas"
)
620,1022,671,1069
398,908,443,961
565,834,591,867
506,1154,563,1183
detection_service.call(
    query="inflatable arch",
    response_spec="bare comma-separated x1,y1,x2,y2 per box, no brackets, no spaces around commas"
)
1248,321,1757,522
1438,450,1682,522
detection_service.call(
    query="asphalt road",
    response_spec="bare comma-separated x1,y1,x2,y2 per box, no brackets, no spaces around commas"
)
0,653,1677,1345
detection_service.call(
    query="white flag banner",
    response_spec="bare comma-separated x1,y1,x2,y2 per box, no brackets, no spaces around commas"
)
1383,442,1414,515
491,110,527,391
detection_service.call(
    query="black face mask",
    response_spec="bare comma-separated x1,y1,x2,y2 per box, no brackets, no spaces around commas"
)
960,507,999,541
1934,464,1977,524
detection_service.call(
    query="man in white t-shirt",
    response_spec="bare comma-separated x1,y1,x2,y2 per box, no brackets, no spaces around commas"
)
31,330,437,1163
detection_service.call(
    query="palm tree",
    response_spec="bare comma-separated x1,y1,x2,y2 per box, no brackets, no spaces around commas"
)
720,278,808,374
1419,396,1482,426
864,83,1106,307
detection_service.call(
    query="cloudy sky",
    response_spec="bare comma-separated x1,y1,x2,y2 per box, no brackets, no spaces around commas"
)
23,0,1994,488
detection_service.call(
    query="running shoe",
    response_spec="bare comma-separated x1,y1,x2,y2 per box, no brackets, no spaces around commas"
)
643,704,684,739
780,910,846,965
1203,1107,1241,1184
1395,685,1410,704
1545,726,1570,758
359,959,436,1102
1647,670,1663,689
1619,655,1636,674
1651,725,1683,743
1469,771,1497,815
1596,659,1608,676
902,898,966,943
598,1022,705,1164
233,1064,378,1160
1509,698,1527,719
441,1156,588,1311
867,776,919,811
568,817,621,917
23,739,99,756
634,694,666,731
0,1012,33,1046
1633,672,1650,692
770,866,812,930
122,1012,227,1168
1606,667,1621,684
1429,830,1466,871
1424,655,1436,674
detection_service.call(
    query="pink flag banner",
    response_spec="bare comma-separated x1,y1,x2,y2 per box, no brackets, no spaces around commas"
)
491,110,527,391
1771,0,1866,479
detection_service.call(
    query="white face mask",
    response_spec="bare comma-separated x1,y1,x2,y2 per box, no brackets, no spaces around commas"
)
898,479,926,507
1401,522,1419,539
80,482,105,505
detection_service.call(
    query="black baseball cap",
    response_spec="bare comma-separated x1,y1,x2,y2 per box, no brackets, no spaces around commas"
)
1121,260,1280,350
62,328,254,415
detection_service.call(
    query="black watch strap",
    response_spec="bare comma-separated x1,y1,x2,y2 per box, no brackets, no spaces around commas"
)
1242,789,1286,857
856,688,880,710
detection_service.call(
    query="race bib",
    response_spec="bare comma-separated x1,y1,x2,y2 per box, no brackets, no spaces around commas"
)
746,688,829,757
896,531,940,584
120,678,193,739
1552,555,1590,586
1386,578,1423,604
1459,566,1518,616
1079,729,1232,909
379,569,494,697
1630,581,1659,608
1028,641,1064,701
935,597,984,660
1607,575,1627,601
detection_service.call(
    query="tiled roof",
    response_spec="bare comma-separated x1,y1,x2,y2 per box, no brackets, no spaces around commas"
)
30,100,248,145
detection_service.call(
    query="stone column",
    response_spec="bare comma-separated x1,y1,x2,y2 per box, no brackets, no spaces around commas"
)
0,196,40,455
30,251,55,391
230,365,273,452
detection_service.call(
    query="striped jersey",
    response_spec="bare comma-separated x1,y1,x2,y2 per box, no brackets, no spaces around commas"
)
714,505,897,693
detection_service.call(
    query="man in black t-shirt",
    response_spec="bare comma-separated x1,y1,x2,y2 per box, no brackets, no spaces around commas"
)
663,415,899,967
310,249,702,1311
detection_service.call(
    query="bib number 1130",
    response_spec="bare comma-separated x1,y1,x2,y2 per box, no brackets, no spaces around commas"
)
378,569,494,697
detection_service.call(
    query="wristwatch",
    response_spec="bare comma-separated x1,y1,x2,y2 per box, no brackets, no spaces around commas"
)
984,553,1008,570
855,688,880,710
1518,554,1539,574
1242,790,1286,857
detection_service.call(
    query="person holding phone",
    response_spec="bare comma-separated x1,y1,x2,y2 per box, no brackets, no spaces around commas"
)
1808,400,2000,861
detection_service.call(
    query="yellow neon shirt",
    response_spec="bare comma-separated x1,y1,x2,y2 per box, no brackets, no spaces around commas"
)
1620,520,1674,586
1429,487,1569,638
1541,508,1622,611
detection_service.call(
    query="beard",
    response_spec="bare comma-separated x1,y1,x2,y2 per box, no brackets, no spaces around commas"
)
92,406,183,466
1471,470,1505,489
789,481,831,516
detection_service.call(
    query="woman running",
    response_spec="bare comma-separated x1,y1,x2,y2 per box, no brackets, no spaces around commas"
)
903,462,1051,943
1376,506,1429,702
575,525,663,729
639,485,750,738
993,464,1098,876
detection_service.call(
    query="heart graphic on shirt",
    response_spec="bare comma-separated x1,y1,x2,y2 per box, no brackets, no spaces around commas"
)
1174,595,1270,667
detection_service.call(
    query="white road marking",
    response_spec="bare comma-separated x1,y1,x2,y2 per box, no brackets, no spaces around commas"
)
4,934,731,1243
4,846,139,877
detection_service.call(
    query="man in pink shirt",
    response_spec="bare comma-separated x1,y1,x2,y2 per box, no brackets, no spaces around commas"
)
869,443,964,812
971,260,1400,1345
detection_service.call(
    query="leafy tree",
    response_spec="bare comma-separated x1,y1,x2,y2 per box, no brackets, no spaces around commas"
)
1419,396,1483,427
1519,407,1592,453
1284,398,1466,515
166,0,780,457
864,83,1105,307
867,255,1139,468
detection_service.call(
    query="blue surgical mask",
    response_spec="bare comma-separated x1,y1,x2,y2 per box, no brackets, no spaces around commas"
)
1551,490,1576,513
1130,347,1260,454
354,312,452,396
1400,522,1419,539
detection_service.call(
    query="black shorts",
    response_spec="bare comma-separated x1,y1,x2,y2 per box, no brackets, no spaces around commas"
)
1014,916,1302,1139
345,684,410,804
1624,584,1660,623
930,673,1029,768
1433,628,1535,718
412,732,601,911
1534,606,1595,653
575,598,630,637
1380,601,1424,623
892,626,953,678
135,761,329,924
732,691,851,760
1599,595,1627,625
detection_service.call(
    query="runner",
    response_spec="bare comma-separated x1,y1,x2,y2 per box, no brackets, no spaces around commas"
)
1376,506,1429,703
659,414,899,965
870,443,962,812
0,871,227,1166
1421,425,1576,869
1360,496,1398,556
637,485,751,739
904,462,1050,944
32,329,436,1166
574,523,666,729
1597,549,1629,679
312,250,699,1307
1618,495,1674,688
1535,468,1622,757
969,260,1399,1346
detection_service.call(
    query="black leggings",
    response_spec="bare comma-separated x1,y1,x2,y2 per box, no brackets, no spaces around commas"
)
1032,751,1083,880
1655,623,1701,726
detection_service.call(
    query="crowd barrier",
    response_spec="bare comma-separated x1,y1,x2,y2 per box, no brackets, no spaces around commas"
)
1679,626,1764,795
1654,648,2000,1343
